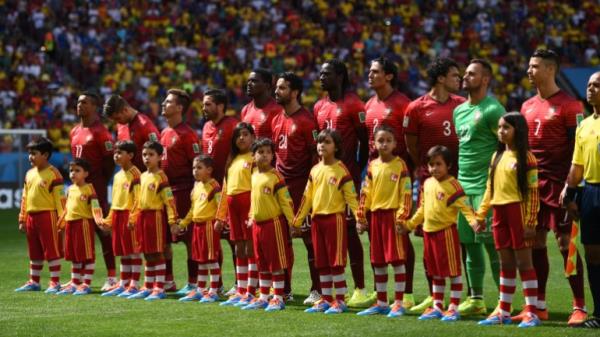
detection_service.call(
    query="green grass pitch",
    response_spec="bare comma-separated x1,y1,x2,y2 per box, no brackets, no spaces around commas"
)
0,209,596,336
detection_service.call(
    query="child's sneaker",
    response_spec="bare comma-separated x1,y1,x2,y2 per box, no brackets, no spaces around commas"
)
305,299,331,313
101,286,125,297
224,286,237,297
402,293,415,309
303,290,321,305
73,284,92,296
324,300,348,314
411,295,433,313
518,312,541,328
265,298,285,312
176,283,196,296
127,287,152,299
101,277,118,291
242,298,268,310
44,282,61,294
118,286,139,298
163,281,177,292
458,297,487,316
220,293,244,306
145,289,166,301
347,288,372,308
15,281,41,292
478,313,512,326
199,291,220,303
234,293,255,307
441,309,460,322
418,307,444,320
357,304,390,316
387,303,406,318
57,284,77,295
178,289,203,302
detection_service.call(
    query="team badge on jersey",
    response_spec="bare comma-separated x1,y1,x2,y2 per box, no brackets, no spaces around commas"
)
436,192,445,200
336,107,342,116
200,192,207,201
171,136,178,145
123,182,130,190
263,186,272,194
149,133,158,142
148,183,156,191
79,194,88,201
193,143,200,154
390,173,399,182
328,176,338,185
39,180,48,188
290,123,297,135
385,108,392,117
358,111,366,123
243,161,251,169
105,141,113,151
545,106,556,120
510,162,518,170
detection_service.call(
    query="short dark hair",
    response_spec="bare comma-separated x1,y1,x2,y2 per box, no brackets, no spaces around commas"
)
371,56,398,88
427,145,453,167
204,88,228,112
324,59,351,93
143,140,163,156
103,95,128,117
427,58,459,87
194,154,214,168
81,90,102,107
27,137,54,159
316,129,343,159
373,124,396,140
279,72,303,103
167,88,192,113
115,140,136,155
70,158,91,172
469,58,493,77
251,137,275,154
531,49,560,72
252,68,273,87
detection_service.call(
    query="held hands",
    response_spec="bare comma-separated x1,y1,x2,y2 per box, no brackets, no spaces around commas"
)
471,219,486,233
395,220,408,235
356,219,368,234
523,226,536,239
214,220,225,233
290,226,302,238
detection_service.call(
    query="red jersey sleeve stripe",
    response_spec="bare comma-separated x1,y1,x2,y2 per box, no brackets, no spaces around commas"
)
338,175,353,190
447,189,465,207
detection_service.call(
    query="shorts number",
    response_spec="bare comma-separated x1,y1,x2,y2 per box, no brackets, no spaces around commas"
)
443,120,452,136
278,135,288,149
534,118,541,136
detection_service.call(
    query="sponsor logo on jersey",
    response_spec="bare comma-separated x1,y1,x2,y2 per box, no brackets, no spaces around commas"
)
425,111,434,116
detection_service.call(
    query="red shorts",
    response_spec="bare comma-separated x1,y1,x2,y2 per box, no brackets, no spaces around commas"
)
369,209,408,265
492,202,533,250
25,211,62,261
537,203,571,234
312,213,347,269
192,220,221,263
172,188,193,243
253,216,293,272
423,225,461,278
64,218,95,262
136,210,167,254
227,191,252,242
111,210,139,256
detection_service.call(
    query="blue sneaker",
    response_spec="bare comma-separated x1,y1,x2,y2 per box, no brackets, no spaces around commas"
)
387,303,406,318
234,293,255,307
179,289,204,302
324,301,348,314
242,298,268,310
418,308,444,320
44,282,61,294
73,284,92,296
15,281,41,292
441,309,460,322
101,286,125,297
57,284,77,295
199,291,220,303
478,314,512,326
118,286,139,298
176,283,196,296
357,304,391,316
127,288,152,299
265,298,285,312
518,313,541,328
305,300,331,313
145,290,167,301
220,293,244,306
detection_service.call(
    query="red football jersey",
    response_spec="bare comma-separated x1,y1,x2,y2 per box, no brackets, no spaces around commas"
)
160,122,201,191
241,98,282,139
521,90,584,206
271,107,317,182
365,90,411,162
404,93,466,182
117,112,160,171
202,116,239,184
70,119,114,211
313,92,366,186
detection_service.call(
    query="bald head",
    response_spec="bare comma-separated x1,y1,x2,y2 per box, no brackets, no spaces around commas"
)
587,71,600,108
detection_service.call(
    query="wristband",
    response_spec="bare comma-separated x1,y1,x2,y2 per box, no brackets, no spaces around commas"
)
564,187,578,204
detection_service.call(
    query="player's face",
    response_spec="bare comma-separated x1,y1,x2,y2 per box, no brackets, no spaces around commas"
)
109,109,128,124
443,66,461,93
69,164,88,185
76,95,96,119
142,148,160,170
192,160,211,182
253,145,273,169
586,72,600,106
374,130,397,158
462,63,484,92
113,149,133,167
497,117,515,146
162,94,181,119
319,63,338,92
275,78,293,105
428,155,449,181
527,57,554,87
317,135,336,160
28,150,47,168
368,62,390,90
235,128,255,153
246,72,268,98
202,95,220,121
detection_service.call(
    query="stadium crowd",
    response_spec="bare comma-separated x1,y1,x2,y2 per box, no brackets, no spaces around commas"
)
1,0,599,151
